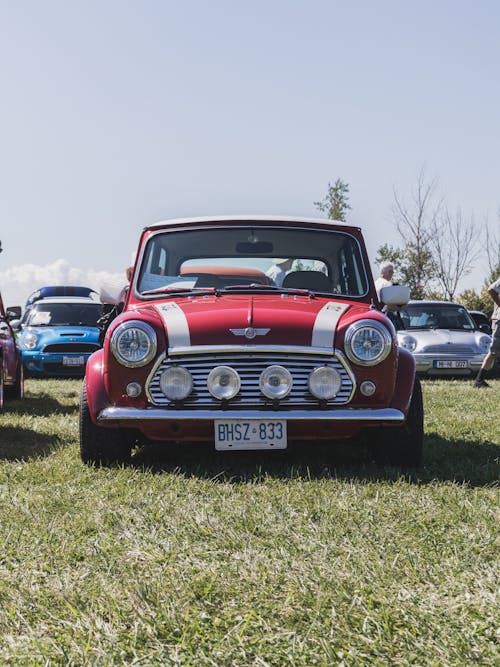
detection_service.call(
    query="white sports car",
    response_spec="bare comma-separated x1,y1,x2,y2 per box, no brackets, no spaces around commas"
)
397,301,491,377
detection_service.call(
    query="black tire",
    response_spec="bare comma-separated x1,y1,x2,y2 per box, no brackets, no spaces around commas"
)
5,364,24,400
372,376,424,468
0,357,4,409
79,382,132,465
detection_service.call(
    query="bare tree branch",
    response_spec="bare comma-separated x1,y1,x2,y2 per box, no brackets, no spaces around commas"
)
430,208,480,300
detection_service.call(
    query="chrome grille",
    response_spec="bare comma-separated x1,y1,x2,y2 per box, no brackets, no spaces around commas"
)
424,345,474,354
148,352,354,409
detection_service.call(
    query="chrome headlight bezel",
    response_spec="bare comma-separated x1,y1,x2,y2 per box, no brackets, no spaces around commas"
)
110,321,157,368
159,366,193,401
22,332,39,350
477,335,492,353
398,334,417,352
259,365,293,400
308,365,342,400
207,365,241,400
344,319,393,366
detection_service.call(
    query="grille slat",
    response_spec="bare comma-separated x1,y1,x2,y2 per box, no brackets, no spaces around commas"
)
148,352,354,410
42,343,100,353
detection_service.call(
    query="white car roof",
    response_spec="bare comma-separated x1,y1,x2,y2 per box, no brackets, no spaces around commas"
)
30,296,101,305
148,215,356,229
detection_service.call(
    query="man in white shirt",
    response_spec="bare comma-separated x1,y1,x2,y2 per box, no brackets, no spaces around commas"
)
473,276,500,388
375,261,394,301
266,258,294,287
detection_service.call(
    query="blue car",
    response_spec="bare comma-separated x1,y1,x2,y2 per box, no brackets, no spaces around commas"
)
17,296,103,376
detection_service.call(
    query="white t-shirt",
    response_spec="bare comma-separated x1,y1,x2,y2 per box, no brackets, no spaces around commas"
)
266,264,288,287
375,276,392,301
488,277,500,321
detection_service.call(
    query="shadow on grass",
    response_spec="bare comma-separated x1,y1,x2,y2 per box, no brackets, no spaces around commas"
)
4,393,76,417
0,426,61,460
131,432,499,487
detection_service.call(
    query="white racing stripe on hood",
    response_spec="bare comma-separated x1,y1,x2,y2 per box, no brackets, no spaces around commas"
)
311,302,349,348
155,302,191,347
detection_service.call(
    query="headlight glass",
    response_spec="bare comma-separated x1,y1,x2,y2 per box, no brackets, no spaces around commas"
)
111,321,157,367
398,334,417,352
308,366,341,400
207,366,240,400
478,335,491,353
23,332,39,350
260,365,293,400
160,366,193,400
345,320,392,366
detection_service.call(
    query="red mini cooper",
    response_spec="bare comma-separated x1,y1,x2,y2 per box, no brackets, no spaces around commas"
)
80,216,422,466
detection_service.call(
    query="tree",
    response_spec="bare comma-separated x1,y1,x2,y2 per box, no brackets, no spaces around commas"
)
484,212,500,280
314,179,351,222
430,207,479,301
389,168,441,298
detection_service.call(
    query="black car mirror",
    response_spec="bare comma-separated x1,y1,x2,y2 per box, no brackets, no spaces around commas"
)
6,306,21,320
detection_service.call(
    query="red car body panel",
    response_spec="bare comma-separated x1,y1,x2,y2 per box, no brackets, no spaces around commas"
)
0,292,22,393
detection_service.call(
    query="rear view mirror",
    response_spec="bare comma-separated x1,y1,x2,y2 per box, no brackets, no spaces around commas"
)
379,285,410,307
6,306,21,320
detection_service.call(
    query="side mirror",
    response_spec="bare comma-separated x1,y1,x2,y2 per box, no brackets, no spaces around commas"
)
9,319,21,330
379,284,410,308
6,306,21,320
478,323,492,334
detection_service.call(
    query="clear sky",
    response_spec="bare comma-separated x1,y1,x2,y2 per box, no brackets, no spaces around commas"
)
1,0,499,307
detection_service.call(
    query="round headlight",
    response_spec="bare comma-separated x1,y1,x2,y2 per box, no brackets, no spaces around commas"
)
308,366,341,400
259,365,293,400
23,332,39,350
478,335,491,353
398,334,417,352
111,321,157,367
345,320,392,366
207,366,240,400
159,366,193,401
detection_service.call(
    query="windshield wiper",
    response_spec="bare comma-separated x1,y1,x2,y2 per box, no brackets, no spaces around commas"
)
142,286,218,297
218,285,327,297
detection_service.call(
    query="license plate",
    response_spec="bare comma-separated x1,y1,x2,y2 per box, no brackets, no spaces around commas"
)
214,419,287,451
433,360,468,369
62,356,85,366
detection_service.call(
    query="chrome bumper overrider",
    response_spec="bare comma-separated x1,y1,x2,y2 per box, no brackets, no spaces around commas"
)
97,407,405,422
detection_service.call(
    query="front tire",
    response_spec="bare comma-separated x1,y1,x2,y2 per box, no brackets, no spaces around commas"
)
372,377,424,467
79,383,132,465
5,364,24,400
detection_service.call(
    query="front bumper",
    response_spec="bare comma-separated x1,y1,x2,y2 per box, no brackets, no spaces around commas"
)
22,351,92,376
98,406,404,422
413,353,485,376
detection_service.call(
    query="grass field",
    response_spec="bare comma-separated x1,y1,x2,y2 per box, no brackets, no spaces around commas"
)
0,378,498,666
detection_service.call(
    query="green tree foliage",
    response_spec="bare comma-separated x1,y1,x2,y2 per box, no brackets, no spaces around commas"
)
375,242,434,300
314,178,351,221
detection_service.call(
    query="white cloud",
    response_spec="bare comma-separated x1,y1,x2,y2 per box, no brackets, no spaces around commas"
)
0,259,126,310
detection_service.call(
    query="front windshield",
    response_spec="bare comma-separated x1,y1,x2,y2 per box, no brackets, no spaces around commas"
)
27,303,103,327
137,227,368,298
400,304,475,331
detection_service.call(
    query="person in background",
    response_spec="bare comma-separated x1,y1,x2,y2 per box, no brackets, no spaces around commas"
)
266,258,294,287
473,275,500,388
375,260,394,301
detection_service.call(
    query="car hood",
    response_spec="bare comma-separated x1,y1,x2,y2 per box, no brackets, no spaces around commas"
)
397,328,488,351
130,293,368,349
21,325,100,343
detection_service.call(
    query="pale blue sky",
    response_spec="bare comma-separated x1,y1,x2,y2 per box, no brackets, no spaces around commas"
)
0,0,499,305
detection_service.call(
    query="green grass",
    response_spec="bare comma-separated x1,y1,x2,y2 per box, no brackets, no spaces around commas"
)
0,378,498,666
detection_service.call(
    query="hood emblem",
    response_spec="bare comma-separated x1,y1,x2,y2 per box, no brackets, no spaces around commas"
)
230,327,270,340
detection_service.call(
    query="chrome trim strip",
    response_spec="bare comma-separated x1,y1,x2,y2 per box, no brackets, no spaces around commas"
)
98,407,405,422
167,344,335,356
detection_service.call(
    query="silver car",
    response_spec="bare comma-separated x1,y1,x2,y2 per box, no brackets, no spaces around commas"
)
397,301,491,377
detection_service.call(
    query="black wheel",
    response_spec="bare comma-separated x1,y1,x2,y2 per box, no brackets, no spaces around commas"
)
372,376,424,467
5,363,24,400
79,382,132,465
